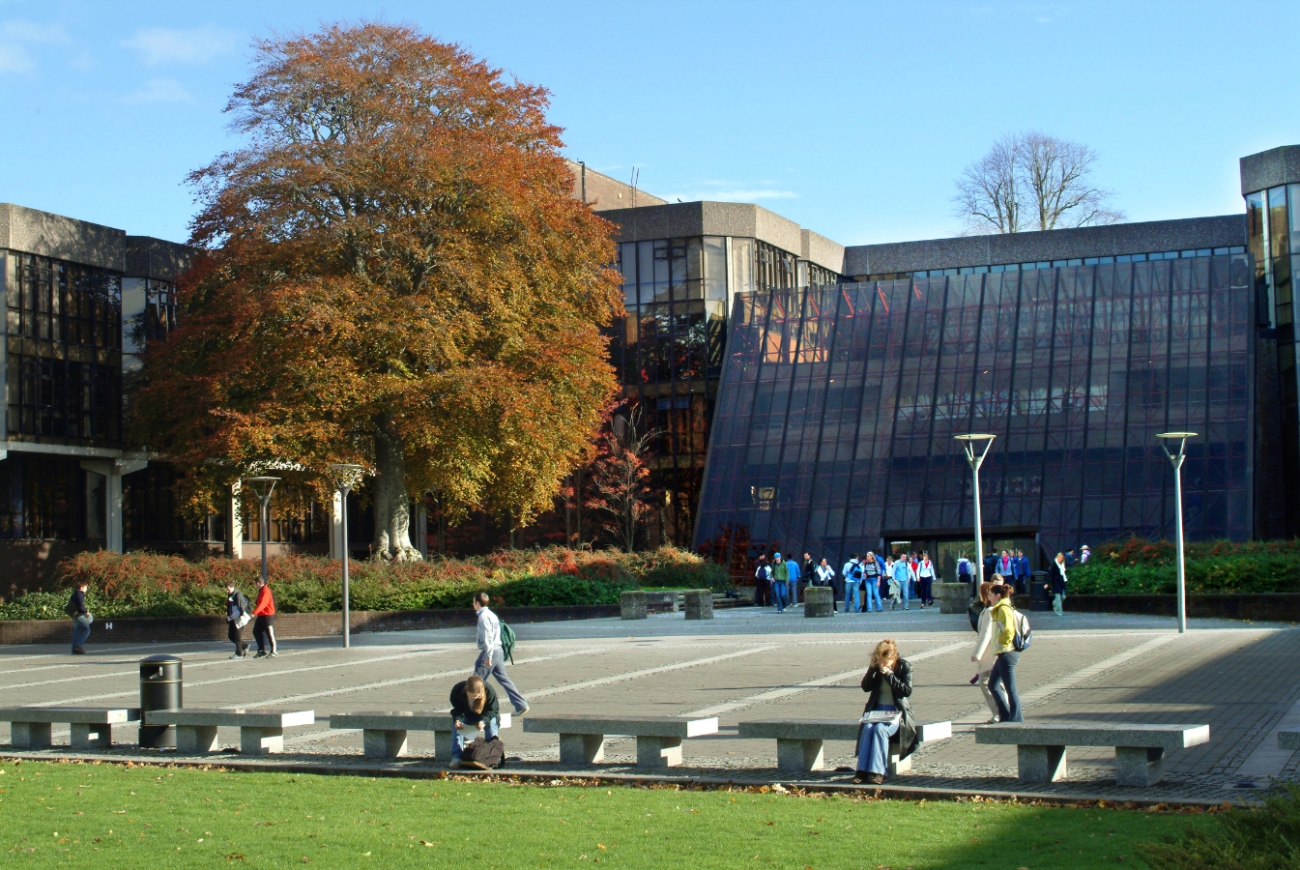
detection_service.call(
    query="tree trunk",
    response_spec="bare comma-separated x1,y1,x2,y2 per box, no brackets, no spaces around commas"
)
372,421,423,562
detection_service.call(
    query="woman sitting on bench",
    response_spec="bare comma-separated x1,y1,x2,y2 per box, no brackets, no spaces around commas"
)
854,638,918,785
448,675,499,769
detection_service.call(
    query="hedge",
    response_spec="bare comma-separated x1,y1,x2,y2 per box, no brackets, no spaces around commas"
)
0,546,728,620
1068,537,1300,594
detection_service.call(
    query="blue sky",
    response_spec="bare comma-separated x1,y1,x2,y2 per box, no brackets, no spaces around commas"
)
1,1,1296,247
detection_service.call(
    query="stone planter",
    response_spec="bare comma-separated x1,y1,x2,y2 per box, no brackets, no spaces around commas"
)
620,590,648,620
937,582,971,614
683,590,714,620
804,586,834,618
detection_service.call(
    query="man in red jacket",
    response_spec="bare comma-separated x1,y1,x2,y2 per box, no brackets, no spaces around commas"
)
252,576,278,658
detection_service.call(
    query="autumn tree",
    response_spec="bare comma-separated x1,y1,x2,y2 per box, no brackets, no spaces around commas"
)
131,23,621,560
953,131,1125,234
586,404,658,553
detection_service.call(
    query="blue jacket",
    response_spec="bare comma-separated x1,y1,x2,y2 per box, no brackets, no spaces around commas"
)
786,561,801,584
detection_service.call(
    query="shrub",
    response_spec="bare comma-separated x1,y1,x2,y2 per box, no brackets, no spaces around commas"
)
1137,781,1300,869
1068,537,1300,594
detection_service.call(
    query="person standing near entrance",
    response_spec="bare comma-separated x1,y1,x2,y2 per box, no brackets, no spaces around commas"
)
842,554,863,613
1012,549,1030,594
801,552,816,603
67,581,91,655
251,576,278,658
861,551,883,612
956,553,974,594
785,554,801,608
473,592,529,715
1049,552,1068,615
916,552,935,608
891,555,913,610
753,556,772,607
814,557,836,611
772,553,790,613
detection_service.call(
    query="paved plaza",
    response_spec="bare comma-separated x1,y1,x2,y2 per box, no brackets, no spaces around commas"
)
2,605,1298,803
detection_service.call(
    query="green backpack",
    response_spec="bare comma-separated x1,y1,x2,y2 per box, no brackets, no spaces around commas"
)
500,621,517,665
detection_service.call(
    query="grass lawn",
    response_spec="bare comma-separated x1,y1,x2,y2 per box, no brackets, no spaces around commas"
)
0,759,1215,869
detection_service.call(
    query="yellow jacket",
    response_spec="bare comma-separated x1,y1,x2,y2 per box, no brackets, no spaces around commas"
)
990,599,1017,654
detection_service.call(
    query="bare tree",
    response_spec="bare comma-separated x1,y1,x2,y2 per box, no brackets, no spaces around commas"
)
954,132,1124,234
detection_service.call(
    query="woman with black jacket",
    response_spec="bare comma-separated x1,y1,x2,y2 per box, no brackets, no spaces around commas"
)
854,638,917,785
448,675,500,769
1048,552,1068,615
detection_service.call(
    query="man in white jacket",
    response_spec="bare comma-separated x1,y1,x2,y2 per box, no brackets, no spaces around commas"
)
473,592,529,715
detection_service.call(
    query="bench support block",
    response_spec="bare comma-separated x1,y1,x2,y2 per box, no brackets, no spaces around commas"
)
1018,744,1068,783
241,726,284,755
1115,746,1165,787
776,738,824,774
364,729,408,759
70,723,112,750
176,725,220,755
636,735,684,768
889,753,911,776
11,721,52,749
559,733,605,766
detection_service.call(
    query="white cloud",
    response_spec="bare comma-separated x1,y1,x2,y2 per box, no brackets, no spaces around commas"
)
122,77,193,104
0,19,70,73
121,25,237,65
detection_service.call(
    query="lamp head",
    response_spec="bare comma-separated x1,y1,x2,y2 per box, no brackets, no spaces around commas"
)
954,433,997,463
1155,432,1197,442
325,463,365,493
245,476,281,501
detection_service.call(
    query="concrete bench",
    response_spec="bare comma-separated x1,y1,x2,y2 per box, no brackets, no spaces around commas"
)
523,714,718,769
1279,730,1300,751
144,708,315,756
975,722,1210,786
738,718,952,775
0,707,140,750
329,711,511,759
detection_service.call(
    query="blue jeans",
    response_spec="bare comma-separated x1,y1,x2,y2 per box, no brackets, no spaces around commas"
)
863,578,882,612
451,716,499,760
475,647,528,712
71,615,91,651
773,581,789,611
989,651,1023,722
856,705,900,774
846,580,861,612
900,578,912,609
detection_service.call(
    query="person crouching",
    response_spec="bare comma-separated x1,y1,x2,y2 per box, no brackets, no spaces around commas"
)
448,675,500,770
853,638,918,785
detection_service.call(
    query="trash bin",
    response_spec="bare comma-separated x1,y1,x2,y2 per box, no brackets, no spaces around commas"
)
1029,571,1052,612
139,654,182,748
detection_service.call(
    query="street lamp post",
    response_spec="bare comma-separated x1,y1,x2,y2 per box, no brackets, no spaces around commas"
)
326,464,365,649
955,434,997,589
1156,432,1197,635
244,477,281,588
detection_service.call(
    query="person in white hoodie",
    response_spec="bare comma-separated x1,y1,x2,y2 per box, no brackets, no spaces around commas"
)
969,580,1001,723
473,592,529,715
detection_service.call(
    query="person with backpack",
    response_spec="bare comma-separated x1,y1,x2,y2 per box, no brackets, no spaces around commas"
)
225,580,252,659
448,674,503,770
772,553,790,613
986,584,1027,722
956,553,974,594
66,580,91,655
969,581,1002,723
861,551,883,613
473,592,529,715
841,554,863,613
753,556,772,607
251,575,278,658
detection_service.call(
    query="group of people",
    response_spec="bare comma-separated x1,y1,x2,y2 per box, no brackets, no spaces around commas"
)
756,550,940,613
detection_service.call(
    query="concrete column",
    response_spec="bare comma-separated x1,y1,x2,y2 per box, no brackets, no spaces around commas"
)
228,481,243,559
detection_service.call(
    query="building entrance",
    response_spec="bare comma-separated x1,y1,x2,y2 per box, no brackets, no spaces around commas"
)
882,528,1041,586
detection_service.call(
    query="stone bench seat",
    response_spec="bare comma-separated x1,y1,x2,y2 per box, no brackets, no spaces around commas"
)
0,707,140,750
738,718,952,775
523,714,718,769
144,708,315,756
975,722,1210,786
329,711,511,760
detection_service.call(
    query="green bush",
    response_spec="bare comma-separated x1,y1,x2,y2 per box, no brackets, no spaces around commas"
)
0,546,712,619
1068,537,1300,594
1138,781,1300,869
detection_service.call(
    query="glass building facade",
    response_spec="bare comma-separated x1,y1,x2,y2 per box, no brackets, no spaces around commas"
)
694,255,1254,577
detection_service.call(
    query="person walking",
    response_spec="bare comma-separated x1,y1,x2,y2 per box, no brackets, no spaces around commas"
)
891,555,913,610
473,592,529,715
448,674,501,770
997,550,1012,578
251,576,278,658
753,556,772,607
1080,544,1091,564
67,580,91,655
1049,552,1068,615
225,580,251,659
861,551,883,613
853,638,917,785
969,581,1001,723
916,552,935,608
772,553,790,613
814,558,837,611
842,554,863,613
786,555,802,607
986,584,1024,722
956,553,974,594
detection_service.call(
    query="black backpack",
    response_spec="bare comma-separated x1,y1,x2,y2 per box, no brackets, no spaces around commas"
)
464,736,506,769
